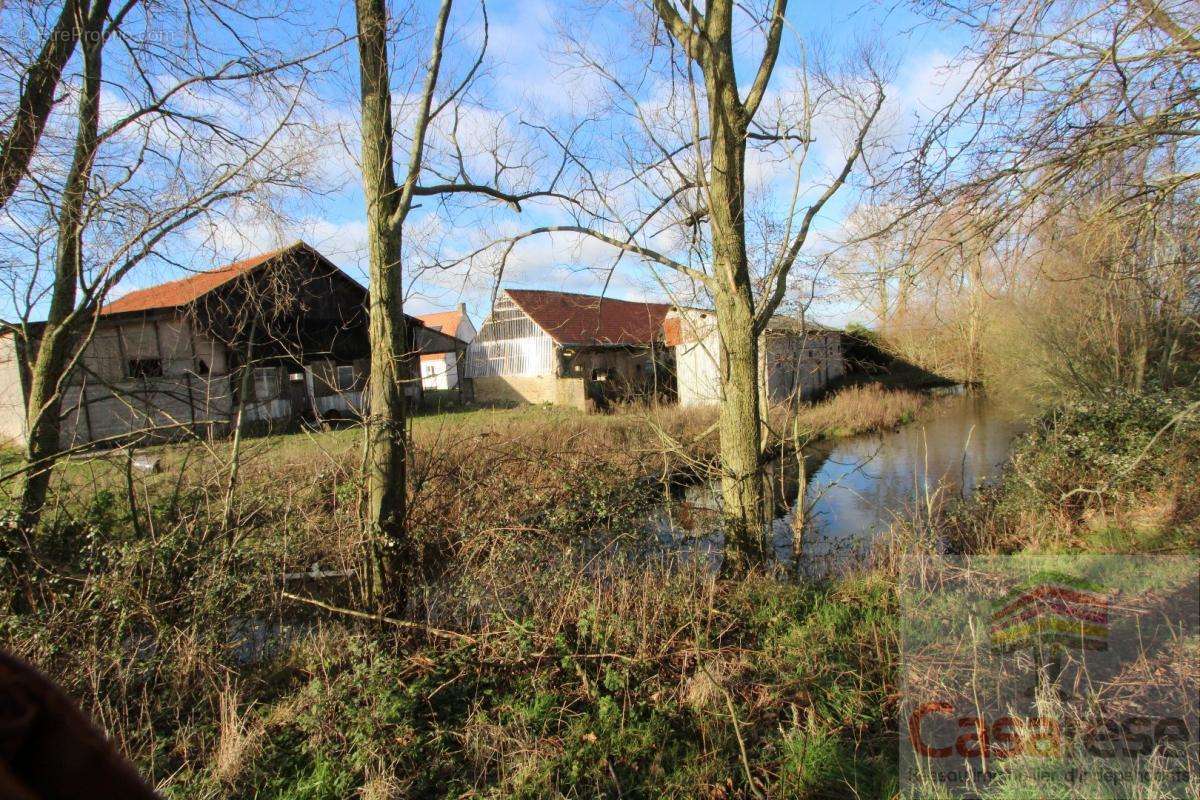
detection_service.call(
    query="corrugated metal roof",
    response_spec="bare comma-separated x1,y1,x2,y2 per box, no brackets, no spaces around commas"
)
504,289,670,346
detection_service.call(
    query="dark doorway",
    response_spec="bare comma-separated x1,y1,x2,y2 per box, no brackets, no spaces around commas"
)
286,370,311,421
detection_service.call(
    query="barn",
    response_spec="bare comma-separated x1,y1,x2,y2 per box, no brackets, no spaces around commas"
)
466,289,673,410
0,241,465,448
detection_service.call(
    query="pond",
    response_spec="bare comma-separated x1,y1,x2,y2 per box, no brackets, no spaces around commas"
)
653,391,1028,575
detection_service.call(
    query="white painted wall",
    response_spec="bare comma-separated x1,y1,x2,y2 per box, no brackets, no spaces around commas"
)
669,310,844,408
0,335,28,445
419,310,475,390
421,353,457,390
676,332,724,407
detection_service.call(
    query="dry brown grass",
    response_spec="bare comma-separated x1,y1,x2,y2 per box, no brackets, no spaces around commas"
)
10,383,939,606
0,381,970,796
215,683,262,785
770,384,930,444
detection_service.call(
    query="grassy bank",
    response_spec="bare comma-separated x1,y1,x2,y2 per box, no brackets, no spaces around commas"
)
13,382,1171,798
897,388,1199,799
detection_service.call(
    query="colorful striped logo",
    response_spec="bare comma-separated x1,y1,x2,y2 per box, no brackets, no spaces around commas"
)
990,570,1109,652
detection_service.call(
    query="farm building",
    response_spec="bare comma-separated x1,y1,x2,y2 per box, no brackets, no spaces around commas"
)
0,241,465,448
663,307,844,407
415,304,476,392
466,289,673,409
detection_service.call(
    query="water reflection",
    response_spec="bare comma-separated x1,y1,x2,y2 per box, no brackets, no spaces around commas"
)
654,393,1027,574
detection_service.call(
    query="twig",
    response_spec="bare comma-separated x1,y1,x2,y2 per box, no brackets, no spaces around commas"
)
1060,400,1198,502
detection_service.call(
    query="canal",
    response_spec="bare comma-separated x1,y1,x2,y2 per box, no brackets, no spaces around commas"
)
654,391,1029,574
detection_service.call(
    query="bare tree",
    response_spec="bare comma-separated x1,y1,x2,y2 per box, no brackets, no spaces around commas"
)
2,1,328,535
354,0,564,611
828,205,920,326
10,0,108,531
895,0,1199,392
908,0,1199,234
476,0,886,569
0,0,88,209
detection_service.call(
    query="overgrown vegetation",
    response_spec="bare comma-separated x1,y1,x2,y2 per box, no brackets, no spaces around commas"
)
2,0,1196,793
4,377,1193,797
0,384,934,797
942,388,1199,557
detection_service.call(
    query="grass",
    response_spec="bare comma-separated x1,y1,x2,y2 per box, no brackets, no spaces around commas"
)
889,387,1200,799
779,383,928,440
11,384,933,521
7,381,1188,797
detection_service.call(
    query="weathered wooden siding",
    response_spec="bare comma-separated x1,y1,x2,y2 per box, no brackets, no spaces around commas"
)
57,374,233,447
4,313,238,447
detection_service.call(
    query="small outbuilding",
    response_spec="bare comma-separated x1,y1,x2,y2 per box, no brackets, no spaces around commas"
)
664,307,844,407
416,304,476,392
467,289,673,410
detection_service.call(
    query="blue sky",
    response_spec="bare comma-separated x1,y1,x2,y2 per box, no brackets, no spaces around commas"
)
3,0,969,329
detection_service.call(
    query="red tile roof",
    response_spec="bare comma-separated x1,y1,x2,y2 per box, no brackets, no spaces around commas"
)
100,242,305,315
415,308,465,335
505,289,670,346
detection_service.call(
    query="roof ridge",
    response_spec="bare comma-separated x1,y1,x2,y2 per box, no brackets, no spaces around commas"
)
100,240,309,315
504,286,670,307
500,286,672,346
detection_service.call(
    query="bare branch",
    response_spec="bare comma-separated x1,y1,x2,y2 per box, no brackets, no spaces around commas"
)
0,0,83,209
742,0,789,119
756,85,886,332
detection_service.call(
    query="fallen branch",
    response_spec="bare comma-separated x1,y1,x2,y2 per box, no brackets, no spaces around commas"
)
280,590,477,644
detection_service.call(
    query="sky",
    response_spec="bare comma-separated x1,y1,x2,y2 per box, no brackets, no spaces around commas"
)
2,0,971,330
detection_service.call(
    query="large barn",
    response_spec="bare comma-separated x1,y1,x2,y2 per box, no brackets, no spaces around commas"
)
466,289,674,410
0,242,465,448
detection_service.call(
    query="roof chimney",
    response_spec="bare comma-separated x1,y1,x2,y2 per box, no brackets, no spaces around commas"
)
458,302,467,314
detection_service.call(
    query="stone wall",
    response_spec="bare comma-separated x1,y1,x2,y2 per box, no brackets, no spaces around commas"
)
473,375,587,410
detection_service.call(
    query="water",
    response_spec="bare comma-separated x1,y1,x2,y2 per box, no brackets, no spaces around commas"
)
653,392,1028,574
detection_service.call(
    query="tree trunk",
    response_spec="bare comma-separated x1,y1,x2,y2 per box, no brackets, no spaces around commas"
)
16,0,107,533
356,0,409,612
703,1,767,570
18,330,74,530
715,290,765,571
363,223,409,610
